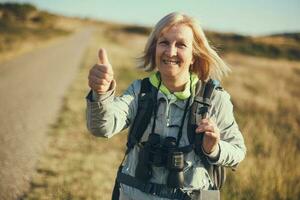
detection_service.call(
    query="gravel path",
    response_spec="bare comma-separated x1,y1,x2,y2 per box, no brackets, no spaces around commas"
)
0,28,93,200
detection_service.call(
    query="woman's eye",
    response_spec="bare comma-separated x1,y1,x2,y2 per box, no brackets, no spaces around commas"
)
159,41,168,45
177,43,186,48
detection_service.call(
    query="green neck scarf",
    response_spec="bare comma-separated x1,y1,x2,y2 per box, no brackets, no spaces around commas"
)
149,72,199,100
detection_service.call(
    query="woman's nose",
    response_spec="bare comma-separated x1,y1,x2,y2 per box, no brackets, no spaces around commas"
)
165,45,177,57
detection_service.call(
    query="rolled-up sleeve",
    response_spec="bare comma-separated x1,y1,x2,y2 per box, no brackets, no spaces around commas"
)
86,80,140,138
208,90,246,167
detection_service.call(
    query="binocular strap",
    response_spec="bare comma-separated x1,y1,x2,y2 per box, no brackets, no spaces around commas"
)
117,170,191,200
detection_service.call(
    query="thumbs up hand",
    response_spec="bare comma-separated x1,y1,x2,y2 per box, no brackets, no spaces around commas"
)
88,48,114,93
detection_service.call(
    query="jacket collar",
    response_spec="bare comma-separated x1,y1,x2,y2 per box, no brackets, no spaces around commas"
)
149,72,198,100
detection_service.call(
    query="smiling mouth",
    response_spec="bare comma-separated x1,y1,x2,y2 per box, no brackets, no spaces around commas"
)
162,59,180,65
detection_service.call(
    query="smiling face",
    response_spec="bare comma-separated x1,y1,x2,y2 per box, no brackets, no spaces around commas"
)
155,23,194,84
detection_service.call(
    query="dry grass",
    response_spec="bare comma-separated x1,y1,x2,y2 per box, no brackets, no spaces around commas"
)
221,54,300,200
23,25,300,200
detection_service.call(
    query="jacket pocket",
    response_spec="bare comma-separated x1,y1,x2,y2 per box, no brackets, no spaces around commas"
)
183,162,211,190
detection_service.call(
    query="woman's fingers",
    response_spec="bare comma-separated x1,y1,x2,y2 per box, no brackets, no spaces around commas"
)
90,65,113,80
196,129,219,139
88,66,113,93
88,74,111,92
196,118,220,141
197,118,216,126
195,124,215,133
89,74,110,85
203,131,218,138
93,64,114,76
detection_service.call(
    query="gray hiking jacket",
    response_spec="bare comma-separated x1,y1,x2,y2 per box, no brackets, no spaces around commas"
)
86,79,246,200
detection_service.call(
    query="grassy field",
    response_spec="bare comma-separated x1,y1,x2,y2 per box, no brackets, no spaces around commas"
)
0,3,87,63
22,23,300,200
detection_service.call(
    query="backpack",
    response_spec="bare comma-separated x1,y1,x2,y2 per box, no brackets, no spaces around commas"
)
112,77,226,200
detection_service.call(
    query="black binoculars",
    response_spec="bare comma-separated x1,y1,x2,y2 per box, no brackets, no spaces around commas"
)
135,133,184,188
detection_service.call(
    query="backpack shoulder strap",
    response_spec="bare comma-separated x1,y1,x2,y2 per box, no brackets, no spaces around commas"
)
112,78,155,200
187,79,226,190
187,79,220,143
187,80,205,144
126,77,155,154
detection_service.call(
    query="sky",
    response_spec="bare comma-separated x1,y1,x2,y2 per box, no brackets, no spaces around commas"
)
1,0,300,36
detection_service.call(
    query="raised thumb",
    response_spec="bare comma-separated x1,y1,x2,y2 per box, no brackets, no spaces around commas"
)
98,48,110,65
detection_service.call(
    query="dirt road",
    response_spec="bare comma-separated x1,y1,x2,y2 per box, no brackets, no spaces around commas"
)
0,28,93,200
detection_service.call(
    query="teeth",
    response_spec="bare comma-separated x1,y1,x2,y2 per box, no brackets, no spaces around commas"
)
163,59,179,65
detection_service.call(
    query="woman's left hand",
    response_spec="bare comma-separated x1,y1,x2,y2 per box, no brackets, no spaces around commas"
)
195,118,220,154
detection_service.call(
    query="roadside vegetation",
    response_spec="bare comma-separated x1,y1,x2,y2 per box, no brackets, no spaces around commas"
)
0,3,84,62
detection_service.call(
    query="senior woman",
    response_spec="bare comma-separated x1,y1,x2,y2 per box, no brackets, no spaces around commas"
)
86,12,246,200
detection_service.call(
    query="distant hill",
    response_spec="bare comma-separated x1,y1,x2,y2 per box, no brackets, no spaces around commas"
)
207,32,300,60
0,3,73,57
117,25,300,60
1,2,299,61
0,3,51,23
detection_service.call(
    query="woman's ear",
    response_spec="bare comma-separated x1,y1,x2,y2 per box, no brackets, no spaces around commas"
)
191,56,195,65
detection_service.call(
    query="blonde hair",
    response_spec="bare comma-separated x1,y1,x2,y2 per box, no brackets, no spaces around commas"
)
138,12,230,81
